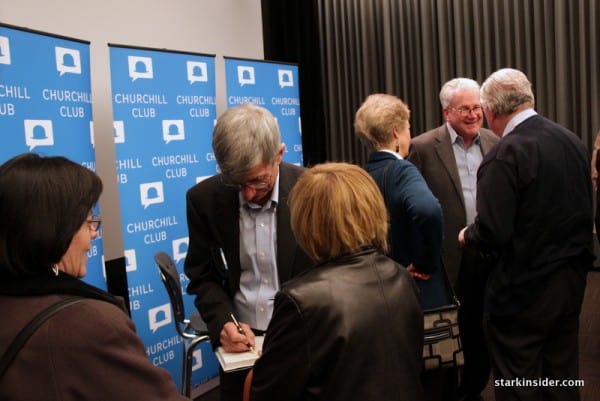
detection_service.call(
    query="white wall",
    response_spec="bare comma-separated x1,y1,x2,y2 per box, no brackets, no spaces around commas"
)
0,0,264,259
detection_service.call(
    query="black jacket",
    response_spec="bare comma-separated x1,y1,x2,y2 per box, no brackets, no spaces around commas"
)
465,114,594,315
251,249,425,401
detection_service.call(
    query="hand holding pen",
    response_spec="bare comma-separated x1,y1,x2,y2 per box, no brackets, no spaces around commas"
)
220,313,255,353
230,313,256,353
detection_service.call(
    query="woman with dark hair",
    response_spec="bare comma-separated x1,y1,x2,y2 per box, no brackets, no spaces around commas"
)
0,153,188,401
250,162,424,401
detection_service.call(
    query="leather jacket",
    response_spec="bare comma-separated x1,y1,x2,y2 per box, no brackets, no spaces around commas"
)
251,249,425,401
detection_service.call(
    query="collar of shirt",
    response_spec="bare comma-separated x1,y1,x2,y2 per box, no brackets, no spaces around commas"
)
380,149,403,159
238,169,280,212
446,122,481,148
503,108,538,137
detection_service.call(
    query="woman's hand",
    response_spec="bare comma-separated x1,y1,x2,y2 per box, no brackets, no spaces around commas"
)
406,264,431,280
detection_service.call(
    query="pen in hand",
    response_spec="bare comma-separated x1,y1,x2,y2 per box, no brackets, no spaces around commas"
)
230,313,255,354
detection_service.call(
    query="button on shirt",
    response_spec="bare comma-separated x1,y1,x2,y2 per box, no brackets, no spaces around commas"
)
234,175,280,331
448,123,483,225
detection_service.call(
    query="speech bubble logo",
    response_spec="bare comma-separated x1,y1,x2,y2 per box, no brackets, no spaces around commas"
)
162,120,185,144
128,56,153,81
237,66,255,86
187,61,208,84
172,237,189,264
192,349,203,371
24,120,54,151
278,69,294,88
0,36,12,65
124,249,137,272
113,121,125,144
55,47,81,76
140,181,165,209
148,303,172,333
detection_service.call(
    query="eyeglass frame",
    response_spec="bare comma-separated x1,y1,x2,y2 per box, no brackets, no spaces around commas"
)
222,163,277,191
450,105,483,117
87,216,102,231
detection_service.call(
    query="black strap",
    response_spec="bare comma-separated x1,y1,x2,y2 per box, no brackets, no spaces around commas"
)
0,296,85,379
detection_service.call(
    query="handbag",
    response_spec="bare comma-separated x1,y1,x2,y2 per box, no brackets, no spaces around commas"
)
0,296,84,379
422,274,464,370
380,159,464,370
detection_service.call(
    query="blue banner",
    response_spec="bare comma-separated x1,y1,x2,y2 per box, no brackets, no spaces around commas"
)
224,57,303,165
108,44,220,389
0,24,105,289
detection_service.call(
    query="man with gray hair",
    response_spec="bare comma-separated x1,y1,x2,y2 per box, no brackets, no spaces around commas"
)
459,68,593,401
184,103,311,401
409,77,498,401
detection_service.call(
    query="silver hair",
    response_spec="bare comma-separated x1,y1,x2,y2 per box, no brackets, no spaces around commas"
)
212,103,281,180
480,68,535,116
439,78,481,109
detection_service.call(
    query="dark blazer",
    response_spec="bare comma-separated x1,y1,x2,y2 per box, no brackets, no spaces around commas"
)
251,249,424,401
408,125,498,286
464,114,594,315
0,273,186,401
365,151,448,309
184,162,312,345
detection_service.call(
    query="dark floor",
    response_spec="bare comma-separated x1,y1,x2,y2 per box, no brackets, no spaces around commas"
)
196,270,600,401
194,381,219,401
196,385,218,401
576,270,600,401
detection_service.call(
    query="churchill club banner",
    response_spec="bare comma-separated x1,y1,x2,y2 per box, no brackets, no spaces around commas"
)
0,23,105,289
108,44,219,388
224,57,303,165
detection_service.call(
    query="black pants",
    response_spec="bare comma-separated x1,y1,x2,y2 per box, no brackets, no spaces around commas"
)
219,366,251,401
455,248,491,401
484,266,586,401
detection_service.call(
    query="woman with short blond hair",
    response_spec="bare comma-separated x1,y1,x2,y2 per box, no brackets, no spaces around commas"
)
289,162,388,261
355,93,449,310
250,162,424,401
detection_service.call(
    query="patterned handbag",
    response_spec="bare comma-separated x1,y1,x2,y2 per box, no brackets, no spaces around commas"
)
422,296,464,370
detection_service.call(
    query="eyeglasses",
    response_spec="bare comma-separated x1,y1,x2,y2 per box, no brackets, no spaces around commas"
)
87,216,102,231
451,105,483,116
229,174,272,191
223,164,276,191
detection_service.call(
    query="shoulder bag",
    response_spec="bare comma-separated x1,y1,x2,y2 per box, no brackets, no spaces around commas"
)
381,161,464,370
0,296,85,379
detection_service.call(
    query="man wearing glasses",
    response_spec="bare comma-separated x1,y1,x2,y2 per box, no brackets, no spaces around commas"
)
184,103,311,401
408,78,499,401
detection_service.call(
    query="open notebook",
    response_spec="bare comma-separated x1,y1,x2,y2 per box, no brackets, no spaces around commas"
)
215,336,264,372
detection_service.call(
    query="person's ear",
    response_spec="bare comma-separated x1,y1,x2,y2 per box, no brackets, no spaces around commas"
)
276,144,285,163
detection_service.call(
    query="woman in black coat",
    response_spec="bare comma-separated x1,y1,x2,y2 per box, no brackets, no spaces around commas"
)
250,163,424,401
